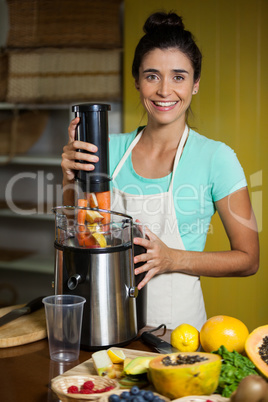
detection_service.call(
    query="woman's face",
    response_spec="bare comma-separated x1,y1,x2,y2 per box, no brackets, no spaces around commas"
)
136,47,199,127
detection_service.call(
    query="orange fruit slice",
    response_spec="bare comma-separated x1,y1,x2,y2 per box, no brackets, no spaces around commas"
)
85,210,104,224
92,232,107,248
87,192,99,208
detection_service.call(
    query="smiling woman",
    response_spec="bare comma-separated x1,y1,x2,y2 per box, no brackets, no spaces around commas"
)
61,11,259,332
135,47,199,132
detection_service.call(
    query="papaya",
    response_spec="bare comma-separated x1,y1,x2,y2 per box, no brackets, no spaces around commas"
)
245,325,268,379
148,352,222,399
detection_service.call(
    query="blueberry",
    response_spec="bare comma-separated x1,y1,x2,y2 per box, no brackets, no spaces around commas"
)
130,386,140,395
132,396,144,402
108,395,121,402
144,391,154,401
121,391,131,400
139,390,147,397
152,397,162,402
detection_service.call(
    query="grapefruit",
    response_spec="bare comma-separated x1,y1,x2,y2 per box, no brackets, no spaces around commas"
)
200,315,249,353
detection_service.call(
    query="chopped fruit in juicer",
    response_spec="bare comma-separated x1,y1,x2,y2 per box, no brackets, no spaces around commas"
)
85,209,104,224
75,193,110,248
87,192,99,208
77,198,88,224
92,232,107,247
95,190,111,224
77,225,96,247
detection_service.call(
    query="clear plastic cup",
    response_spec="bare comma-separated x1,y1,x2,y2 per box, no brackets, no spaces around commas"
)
43,295,86,362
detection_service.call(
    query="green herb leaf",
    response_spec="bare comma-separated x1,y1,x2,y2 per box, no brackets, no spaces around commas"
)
212,345,259,397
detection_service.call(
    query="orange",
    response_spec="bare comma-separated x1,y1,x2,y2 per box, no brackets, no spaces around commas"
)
200,315,249,354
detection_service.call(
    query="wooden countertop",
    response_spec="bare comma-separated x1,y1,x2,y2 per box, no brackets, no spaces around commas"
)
0,326,171,402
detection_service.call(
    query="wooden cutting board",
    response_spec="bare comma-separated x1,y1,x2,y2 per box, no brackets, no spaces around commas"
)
54,348,158,378
52,348,230,401
0,304,47,348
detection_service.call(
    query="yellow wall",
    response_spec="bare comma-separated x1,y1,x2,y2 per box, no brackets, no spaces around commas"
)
124,0,268,331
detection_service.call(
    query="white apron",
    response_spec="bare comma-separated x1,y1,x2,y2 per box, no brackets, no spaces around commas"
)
111,125,207,331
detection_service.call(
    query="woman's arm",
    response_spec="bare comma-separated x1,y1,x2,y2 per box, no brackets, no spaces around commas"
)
61,117,99,205
133,187,259,289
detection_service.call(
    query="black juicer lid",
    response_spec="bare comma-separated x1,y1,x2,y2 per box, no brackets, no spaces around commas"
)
72,103,111,113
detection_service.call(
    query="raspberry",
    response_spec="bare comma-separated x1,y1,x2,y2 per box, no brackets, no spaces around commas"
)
82,381,94,390
80,389,94,394
67,385,79,394
97,386,115,393
103,386,115,391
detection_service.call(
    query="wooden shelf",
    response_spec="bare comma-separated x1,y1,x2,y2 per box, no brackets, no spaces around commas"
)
0,201,55,220
0,154,61,166
0,250,54,274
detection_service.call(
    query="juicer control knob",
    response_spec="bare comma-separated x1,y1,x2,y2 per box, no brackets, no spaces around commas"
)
67,274,82,290
129,286,139,298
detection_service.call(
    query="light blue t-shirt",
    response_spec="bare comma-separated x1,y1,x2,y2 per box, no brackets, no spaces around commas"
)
109,128,247,252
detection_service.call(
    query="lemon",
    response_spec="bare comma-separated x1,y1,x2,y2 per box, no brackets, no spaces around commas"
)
171,323,200,352
92,232,107,247
107,348,126,364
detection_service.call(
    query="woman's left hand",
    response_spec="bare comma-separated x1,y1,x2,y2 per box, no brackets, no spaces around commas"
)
133,227,176,290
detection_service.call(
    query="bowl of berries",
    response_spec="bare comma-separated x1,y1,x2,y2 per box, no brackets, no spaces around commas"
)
102,386,170,402
51,375,119,401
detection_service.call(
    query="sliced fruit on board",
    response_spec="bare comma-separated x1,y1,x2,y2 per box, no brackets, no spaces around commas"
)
124,356,156,375
245,325,268,379
118,375,149,389
107,348,126,364
92,350,116,379
148,352,222,399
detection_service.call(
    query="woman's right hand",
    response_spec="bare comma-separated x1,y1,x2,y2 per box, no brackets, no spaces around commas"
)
61,117,99,183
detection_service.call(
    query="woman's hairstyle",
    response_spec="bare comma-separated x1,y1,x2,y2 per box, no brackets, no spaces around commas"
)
132,12,202,82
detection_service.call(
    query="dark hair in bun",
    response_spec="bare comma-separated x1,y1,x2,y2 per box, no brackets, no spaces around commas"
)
132,12,202,82
144,12,185,33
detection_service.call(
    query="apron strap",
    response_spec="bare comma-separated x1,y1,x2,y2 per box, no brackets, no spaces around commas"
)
168,124,189,193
